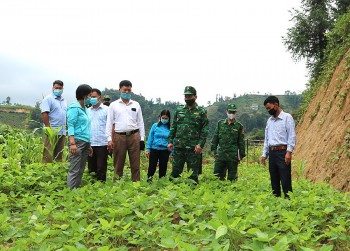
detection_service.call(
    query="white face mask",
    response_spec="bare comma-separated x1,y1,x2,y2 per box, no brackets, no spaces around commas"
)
227,113,236,120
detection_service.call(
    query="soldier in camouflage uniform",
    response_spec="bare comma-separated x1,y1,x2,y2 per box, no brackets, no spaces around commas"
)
167,86,209,183
211,103,246,181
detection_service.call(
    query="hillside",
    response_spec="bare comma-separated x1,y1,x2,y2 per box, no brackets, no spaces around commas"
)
0,105,33,129
294,48,350,192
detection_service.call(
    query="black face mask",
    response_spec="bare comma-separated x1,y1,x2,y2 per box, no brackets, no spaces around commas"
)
268,108,277,116
185,99,195,106
104,101,110,106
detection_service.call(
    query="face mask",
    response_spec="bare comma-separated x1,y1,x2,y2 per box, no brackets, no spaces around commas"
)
90,98,99,106
84,97,91,105
53,89,63,97
268,108,277,116
120,92,132,100
227,113,236,120
185,99,195,106
103,101,110,106
161,119,169,124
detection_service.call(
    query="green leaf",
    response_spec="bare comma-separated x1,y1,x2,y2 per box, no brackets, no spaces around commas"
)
159,237,177,248
215,225,228,239
319,245,334,251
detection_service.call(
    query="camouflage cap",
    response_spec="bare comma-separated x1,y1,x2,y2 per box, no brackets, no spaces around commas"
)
226,103,237,111
184,86,196,95
103,95,110,100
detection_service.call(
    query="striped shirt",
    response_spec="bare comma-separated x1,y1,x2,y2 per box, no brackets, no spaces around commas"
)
88,104,108,146
262,110,296,157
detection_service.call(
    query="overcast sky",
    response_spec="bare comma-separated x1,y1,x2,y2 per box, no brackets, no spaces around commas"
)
0,0,307,107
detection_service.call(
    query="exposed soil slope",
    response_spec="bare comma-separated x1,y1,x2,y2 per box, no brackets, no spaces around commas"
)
294,49,350,192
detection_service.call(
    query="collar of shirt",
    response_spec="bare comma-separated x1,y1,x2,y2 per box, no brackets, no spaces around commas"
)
51,93,64,101
183,102,198,110
91,104,105,111
118,98,133,105
225,118,236,125
270,110,286,121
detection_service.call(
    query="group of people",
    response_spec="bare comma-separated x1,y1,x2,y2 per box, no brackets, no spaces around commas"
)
41,80,296,198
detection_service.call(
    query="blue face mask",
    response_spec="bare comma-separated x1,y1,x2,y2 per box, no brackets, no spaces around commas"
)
120,92,132,100
161,119,169,124
53,89,63,97
84,97,91,105
90,97,99,106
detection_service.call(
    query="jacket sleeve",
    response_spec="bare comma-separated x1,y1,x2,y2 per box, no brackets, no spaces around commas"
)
210,121,220,154
67,108,78,136
198,109,209,148
168,110,178,144
146,123,156,152
238,124,246,158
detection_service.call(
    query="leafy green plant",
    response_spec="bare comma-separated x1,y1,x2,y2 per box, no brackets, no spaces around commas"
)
0,127,349,250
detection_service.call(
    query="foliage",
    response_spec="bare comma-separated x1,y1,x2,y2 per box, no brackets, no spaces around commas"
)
283,0,350,78
0,127,349,250
27,101,43,131
296,9,350,122
0,112,28,129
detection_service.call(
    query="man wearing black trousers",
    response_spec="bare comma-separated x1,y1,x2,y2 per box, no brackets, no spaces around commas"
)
260,96,296,198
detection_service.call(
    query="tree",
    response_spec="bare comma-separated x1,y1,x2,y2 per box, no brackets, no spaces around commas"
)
6,96,11,105
28,101,43,130
283,0,350,78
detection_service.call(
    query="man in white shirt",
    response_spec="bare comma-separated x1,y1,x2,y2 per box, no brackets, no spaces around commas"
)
106,80,145,181
260,96,296,198
88,88,109,182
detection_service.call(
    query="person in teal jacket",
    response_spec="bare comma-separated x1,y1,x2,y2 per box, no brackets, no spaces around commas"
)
146,110,172,181
66,84,93,189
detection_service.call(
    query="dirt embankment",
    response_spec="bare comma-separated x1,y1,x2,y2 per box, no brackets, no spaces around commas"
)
294,49,350,192
0,108,31,113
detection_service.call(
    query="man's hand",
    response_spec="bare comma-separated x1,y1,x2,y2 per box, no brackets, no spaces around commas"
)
194,145,202,154
145,151,150,158
108,141,114,152
89,147,93,157
260,156,266,166
285,151,292,165
167,143,173,152
70,144,77,155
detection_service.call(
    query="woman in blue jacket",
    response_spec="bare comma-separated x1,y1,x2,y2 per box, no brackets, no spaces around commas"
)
66,84,93,189
146,110,171,180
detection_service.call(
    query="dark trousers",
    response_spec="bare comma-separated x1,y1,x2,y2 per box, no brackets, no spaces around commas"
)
88,145,108,182
269,150,292,198
147,149,170,179
171,148,201,183
214,159,238,181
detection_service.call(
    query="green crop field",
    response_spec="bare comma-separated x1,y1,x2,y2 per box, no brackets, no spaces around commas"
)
0,124,349,251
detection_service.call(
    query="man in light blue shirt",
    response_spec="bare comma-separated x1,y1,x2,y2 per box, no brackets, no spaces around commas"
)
40,80,67,163
260,96,296,198
87,88,109,182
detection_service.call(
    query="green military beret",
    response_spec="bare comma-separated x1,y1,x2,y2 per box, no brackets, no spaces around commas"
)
226,103,237,111
184,86,197,95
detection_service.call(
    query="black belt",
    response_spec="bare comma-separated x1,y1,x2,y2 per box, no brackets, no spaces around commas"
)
269,145,287,151
115,129,139,136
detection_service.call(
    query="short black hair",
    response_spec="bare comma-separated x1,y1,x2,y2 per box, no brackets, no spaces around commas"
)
157,109,171,129
119,80,132,89
76,84,92,100
53,80,64,87
264,96,279,106
91,88,101,96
